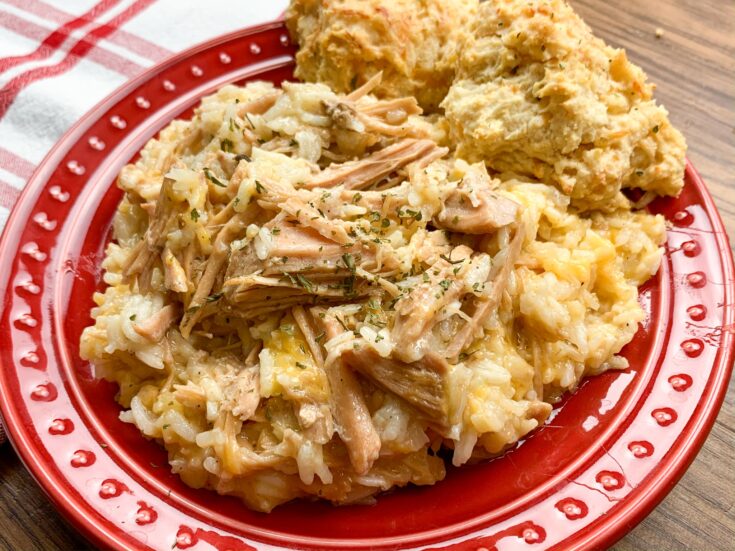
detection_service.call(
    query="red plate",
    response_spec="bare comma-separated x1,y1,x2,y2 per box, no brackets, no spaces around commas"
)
0,21,733,551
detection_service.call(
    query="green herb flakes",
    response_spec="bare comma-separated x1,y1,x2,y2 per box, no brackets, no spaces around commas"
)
205,292,223,303
342,253,356,274
203,168,226,188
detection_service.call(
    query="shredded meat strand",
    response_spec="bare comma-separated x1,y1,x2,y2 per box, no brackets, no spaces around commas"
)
133,304,179,342
391,245,473,362
346,71,383,101
319,312,381,474
446,226,526,359
236,90,282,116
180,204,258,337
344,348,451,428
436,187,520,234
292,306,326,366
303,139,446,190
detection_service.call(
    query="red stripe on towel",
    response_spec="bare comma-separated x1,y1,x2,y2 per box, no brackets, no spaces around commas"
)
0,9,145,78
0,147,35,179
0,179,21,210
0,0,158,119
0,0,121,73
2,0,172,62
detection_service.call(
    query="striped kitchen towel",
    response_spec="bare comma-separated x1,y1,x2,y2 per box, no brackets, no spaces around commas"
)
0,0,289,445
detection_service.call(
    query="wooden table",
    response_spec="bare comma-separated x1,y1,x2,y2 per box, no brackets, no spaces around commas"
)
1,0,733,549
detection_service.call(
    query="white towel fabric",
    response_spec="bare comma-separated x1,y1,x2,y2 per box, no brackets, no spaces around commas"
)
0,0,289,444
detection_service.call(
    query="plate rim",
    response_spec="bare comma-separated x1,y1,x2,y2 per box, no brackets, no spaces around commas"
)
0,21,734,551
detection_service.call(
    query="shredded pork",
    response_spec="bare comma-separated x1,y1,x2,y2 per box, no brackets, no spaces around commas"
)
82,58,669,512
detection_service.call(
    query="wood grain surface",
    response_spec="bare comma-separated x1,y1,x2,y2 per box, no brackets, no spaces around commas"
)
1,0,733,549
